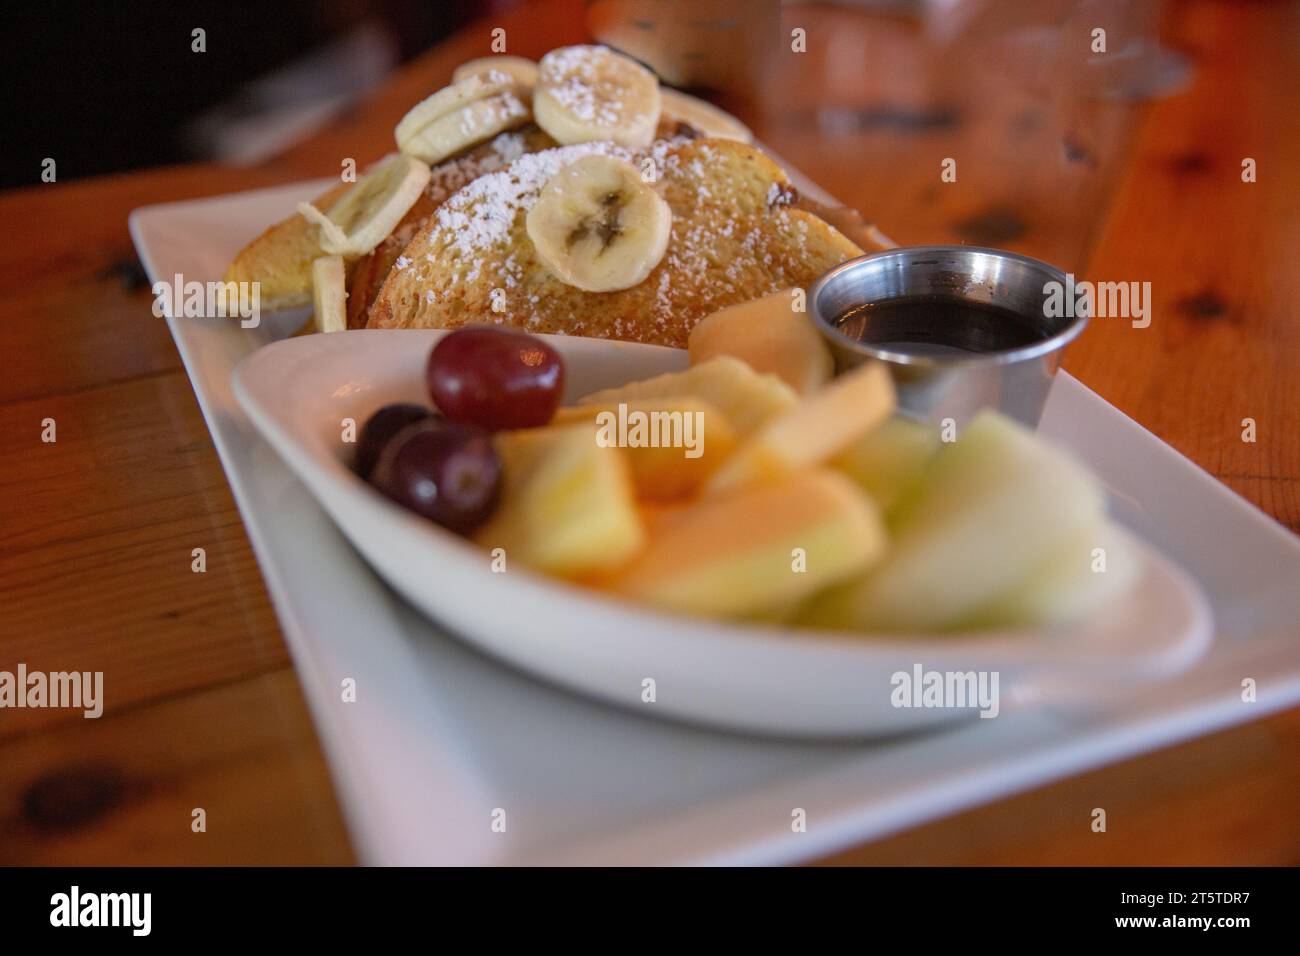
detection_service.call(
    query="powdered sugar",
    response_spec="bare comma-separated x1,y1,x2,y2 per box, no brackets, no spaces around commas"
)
381,133,827,341
538,45,656,127
477,68,516,90
433,141,634,259
491,129,529,164
457,92,528,137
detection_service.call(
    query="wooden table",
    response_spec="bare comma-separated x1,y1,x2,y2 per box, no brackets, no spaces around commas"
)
2,0,1296,865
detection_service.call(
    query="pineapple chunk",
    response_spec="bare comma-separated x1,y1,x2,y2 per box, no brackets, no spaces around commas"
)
832,415,940,517
802,412,1106,633
577,355,796,438
705,360,896,494
552,398,739,500
606,468,887,619
475,425,643,576
688,288,834,394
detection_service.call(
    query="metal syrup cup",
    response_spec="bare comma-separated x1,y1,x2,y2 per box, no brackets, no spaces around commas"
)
808,246,1088,428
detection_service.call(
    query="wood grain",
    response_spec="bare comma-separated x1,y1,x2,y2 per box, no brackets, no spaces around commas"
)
818,708,1300,866
0,372,285,742
0,0,1295,865
1067,0,1300,532
0,669,352,865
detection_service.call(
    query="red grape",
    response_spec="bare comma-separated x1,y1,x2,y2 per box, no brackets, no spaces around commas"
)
426,327,564,430
355,403,438,479
368,420,502,535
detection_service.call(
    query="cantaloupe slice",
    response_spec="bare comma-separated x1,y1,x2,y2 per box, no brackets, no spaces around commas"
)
551,398,738,500
705,360,896,494
475,425,642,576
687,288,834,394
606,468,886,619
832,415,939,518
802,412,1106,633
577,356,796,438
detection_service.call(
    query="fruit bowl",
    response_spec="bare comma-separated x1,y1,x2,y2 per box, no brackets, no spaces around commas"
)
232,328,1212,738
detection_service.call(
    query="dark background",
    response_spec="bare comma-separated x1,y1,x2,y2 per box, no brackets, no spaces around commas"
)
2,0,491,189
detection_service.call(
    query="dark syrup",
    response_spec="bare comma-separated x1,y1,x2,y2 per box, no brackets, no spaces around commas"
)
835,295,1050,357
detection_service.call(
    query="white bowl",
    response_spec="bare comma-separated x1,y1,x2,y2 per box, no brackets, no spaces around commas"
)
233,329,1211,738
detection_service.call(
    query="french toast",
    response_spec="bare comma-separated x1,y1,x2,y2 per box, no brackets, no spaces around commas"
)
366,137,864,348
345,126,561,327
224,127,559,315
223,120,694,324
223,179,352,312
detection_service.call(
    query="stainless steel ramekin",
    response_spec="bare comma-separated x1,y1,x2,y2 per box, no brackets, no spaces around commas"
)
808,246,1088,428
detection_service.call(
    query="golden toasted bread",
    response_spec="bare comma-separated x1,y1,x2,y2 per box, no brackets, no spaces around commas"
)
223,180,351,312
366,137,862,347
344,121,706,327
345,126,560,328
224,128,559,315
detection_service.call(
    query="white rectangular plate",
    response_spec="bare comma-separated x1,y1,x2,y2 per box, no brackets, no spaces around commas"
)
130,175,1300,865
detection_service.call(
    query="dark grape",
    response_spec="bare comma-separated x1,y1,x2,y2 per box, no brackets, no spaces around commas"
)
355,403,438,479
426,327,564,430
368,420,502,535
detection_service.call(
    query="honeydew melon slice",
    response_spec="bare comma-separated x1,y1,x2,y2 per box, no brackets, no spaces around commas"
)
802,411,1105,633
962,520,1139,629
832,415,940,518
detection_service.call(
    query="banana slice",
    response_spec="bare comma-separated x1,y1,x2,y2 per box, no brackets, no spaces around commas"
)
401,92,529,166
526,154,671,292
297,153,431,257
533,45,661,148
659,88,752,143
311,255,347,333
395,71,530,164
452,55,539,88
